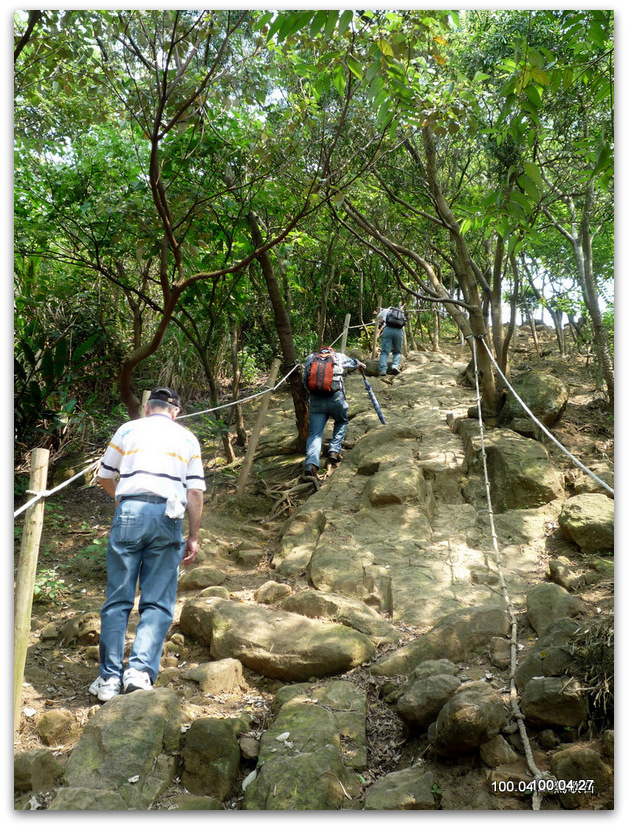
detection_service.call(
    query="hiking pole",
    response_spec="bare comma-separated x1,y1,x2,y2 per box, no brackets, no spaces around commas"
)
360,370,386,424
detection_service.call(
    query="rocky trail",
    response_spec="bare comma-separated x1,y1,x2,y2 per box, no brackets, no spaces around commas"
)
14,330,614,811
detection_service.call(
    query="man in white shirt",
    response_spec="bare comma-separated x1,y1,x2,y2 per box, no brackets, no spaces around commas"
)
89,387,205,701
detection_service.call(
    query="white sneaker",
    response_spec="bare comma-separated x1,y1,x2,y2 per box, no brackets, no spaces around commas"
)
89,675,121,702
123,668,153,693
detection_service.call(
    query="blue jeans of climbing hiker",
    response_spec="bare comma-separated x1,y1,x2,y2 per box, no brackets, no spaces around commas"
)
305,391,349,468
379,325,404,374
99,497,185,683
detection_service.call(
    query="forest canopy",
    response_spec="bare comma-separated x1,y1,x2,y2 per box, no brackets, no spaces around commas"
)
14,9,614,462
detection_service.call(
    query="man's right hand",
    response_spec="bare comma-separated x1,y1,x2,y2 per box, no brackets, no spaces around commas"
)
182,538,198,565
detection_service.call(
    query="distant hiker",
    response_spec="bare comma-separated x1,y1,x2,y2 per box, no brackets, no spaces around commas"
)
303,346,366,477
376,305,406,376
89,387,205,702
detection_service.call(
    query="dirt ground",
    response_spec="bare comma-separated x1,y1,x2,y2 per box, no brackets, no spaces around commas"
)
13,326,614,810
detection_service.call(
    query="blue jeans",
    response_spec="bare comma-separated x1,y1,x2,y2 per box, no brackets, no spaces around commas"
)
305,391,349,468
379,325,404,373
99,498,184,682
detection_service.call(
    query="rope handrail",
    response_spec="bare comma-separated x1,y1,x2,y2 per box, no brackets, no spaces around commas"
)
13,324,360,518
14,363,303,519
14,459,101,519
176,362,301,420
15,332,612,517
469,336,549,810
476,336,614,496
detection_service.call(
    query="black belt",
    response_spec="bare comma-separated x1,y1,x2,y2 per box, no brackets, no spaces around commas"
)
119,494,167,503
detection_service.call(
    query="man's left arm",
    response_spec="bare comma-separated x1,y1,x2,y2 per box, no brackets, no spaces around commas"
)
182,488,204,565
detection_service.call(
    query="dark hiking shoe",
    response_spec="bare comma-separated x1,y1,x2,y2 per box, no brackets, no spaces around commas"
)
327,452,342,465
303,465,318,478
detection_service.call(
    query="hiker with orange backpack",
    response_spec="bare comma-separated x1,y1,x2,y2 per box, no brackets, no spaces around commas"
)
302,346,366,478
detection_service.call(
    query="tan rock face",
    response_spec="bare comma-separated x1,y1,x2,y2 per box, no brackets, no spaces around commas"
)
179,597,375,681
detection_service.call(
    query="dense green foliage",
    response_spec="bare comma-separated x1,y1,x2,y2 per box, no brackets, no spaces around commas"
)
14,10,614,460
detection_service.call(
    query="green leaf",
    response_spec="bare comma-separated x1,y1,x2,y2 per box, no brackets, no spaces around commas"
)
53,337,68,378
332,66,346,96
338,10,353,37
518,173,540,202
523,161,544,191
309,10,327,38
324,10,339,39
73,333,99,362
592,142,612,177
41,349,54,384
347,55,362,80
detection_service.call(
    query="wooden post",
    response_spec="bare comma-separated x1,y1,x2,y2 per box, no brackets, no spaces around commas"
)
371,295,382,359
339,313,351,353
402,306,409,356
14,448,49,736
236,358,281,496
140,389,150,417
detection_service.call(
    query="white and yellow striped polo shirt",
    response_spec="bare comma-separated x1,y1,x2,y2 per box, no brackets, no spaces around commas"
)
98,413,205,505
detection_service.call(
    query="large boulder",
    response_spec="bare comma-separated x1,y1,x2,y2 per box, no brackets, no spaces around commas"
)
520,677,589,728
243,688,363,810
370,606,509,677
526,582,587,635
181,658,244,695
14,748,63,793
180,718,242,800
36,708,79,747
558,493,614,553
397,673,461,729
456,420,564,512
363,465,432,509
48,788,129,810
514,618,582,691
550,746,613,809
272,680,368,771
179,597,375,681
280,589,401,645
50,688,181,810
364,767,437,810
431,681,508,756
498,372,569,428
178,565,226,590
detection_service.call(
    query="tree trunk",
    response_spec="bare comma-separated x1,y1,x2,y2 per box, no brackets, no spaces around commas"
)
247,212,309,450
229,317,247,447
578,189,614,407
198,347,236,464
421,126,500,423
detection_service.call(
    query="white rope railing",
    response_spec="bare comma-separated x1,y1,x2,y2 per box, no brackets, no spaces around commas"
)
14,363,303,519
14,332,613,518
469,335,550,810
477,336,614,496
176,362,301,420
14,459,101,519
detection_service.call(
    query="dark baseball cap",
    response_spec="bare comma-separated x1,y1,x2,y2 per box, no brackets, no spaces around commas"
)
148,387,180,406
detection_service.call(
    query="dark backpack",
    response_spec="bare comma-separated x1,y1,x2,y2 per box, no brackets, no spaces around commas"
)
306,348,340,395
385,307,406,328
